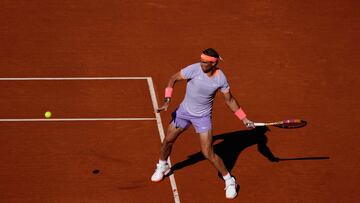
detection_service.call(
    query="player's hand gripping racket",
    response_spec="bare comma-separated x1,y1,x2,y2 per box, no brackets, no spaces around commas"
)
253,119,307,129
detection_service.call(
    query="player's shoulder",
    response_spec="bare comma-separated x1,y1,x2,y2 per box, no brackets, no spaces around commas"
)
181,63,202,79
181,62,202,73
216,67,227,79
183,62,201,70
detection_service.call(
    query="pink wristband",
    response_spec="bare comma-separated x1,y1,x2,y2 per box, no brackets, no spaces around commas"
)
235,108,247,120
165,87,173,98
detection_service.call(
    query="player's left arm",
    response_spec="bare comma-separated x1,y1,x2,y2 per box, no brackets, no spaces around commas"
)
223,90,255,128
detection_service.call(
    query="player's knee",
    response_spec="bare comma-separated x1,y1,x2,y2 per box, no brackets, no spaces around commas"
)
201,148,214,160
162,137,175,146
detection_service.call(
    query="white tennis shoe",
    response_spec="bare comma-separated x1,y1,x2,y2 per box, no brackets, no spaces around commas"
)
224,177,238,199
151,163,171,182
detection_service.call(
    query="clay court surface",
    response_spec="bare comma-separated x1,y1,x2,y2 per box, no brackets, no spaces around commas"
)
0,0,359,202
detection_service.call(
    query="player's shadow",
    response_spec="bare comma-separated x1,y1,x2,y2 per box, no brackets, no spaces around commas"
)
171,126,330,174
171,126,279,174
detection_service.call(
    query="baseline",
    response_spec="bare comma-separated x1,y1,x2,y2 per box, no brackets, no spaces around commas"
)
0,118,156,122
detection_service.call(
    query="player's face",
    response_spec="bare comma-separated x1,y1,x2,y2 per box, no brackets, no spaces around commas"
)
200,60,216,73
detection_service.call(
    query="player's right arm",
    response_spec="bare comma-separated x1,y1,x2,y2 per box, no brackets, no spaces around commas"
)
157,71,185,112
166,71,185,89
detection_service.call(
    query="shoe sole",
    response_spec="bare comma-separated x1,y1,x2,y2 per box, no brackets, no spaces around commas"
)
226,194,237,200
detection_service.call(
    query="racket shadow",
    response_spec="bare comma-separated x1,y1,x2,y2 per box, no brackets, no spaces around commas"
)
278,157,330,161
171,126,279,174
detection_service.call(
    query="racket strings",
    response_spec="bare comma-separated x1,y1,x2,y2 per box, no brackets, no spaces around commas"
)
278,120,307,128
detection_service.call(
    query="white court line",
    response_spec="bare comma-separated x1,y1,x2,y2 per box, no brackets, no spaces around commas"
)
147,78,181,203
0,76,181,203
0,77,149,80
0,118,156,122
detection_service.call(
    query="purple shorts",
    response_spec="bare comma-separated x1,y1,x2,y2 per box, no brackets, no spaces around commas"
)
171,106,212,134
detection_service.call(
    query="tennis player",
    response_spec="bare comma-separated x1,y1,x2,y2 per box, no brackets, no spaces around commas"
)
151,48,255,199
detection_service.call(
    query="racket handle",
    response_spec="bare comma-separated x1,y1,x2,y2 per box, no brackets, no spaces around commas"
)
254,122,266,126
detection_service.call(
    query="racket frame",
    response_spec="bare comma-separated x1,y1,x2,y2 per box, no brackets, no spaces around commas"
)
254,119,306,128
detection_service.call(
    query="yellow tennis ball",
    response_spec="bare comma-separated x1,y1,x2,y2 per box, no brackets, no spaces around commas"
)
45,111,52,118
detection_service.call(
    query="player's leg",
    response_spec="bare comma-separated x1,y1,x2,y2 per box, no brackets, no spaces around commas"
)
198,130,228,175
159,123,186,161
190,116,229,176
199,130,238,199
151,110,189,182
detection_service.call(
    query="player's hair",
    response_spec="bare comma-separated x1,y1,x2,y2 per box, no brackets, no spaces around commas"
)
202,48,220,59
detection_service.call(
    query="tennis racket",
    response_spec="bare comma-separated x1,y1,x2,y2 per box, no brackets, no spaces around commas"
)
253,119,307,129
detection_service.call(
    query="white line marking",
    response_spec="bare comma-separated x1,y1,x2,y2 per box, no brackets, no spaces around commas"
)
0,76,181,202
0,118,156,122
0,77,149,81
147,78,180,203
0,77,153,123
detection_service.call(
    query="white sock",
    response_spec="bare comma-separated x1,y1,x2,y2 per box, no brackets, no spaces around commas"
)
223,173,232,181
158,159,168,166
